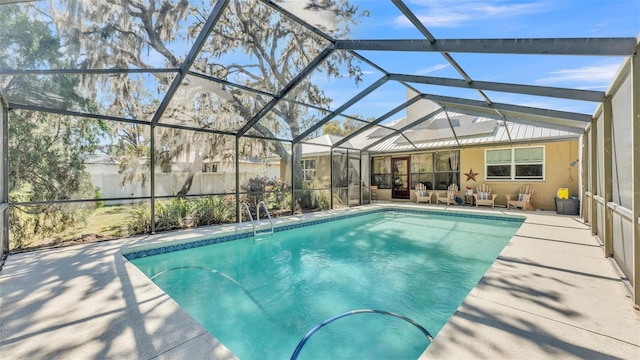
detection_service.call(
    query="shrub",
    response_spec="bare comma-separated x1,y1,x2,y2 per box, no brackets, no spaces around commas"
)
294,175,338,212
94,188,104,208
127,204,151,234
8,183,92,250
126,196,237,235
192,195,235,226
241,176,291,217
155,197,189,231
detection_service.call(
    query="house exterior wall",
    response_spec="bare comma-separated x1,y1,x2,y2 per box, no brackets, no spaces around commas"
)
289,153,333,188
460,140,579,210
372,140,580,211
316,155,331,183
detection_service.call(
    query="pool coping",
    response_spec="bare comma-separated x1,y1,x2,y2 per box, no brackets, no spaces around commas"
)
1,203,638,359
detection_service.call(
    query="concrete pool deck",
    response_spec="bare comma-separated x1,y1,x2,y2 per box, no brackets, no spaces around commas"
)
1,204,639,359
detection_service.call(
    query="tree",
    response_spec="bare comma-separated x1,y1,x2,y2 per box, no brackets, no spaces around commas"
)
43,0,367,194
322,117,363,136
1,4,109,247
0,4,87,110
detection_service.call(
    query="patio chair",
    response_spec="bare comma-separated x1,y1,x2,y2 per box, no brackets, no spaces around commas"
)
473,183,497,208
415,183,432,204
506,184,535,210
436,184,459,206
370,185,378,202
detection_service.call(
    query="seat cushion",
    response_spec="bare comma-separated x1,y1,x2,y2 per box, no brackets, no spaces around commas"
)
478,191,490,200
518,193,530,202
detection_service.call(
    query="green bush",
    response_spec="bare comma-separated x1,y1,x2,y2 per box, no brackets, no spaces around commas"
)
294,175,339,212
9,183,92,250
94,188,104,208
192,195,235,226
127,204,151,234
126,196,237,235
155,197,189,231
241,176,291,218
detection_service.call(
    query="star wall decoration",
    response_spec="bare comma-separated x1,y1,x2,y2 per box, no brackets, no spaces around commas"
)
464,168,479,182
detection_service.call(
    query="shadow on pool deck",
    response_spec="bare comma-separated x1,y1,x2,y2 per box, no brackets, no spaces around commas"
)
420,209,640,359
0,204,638,359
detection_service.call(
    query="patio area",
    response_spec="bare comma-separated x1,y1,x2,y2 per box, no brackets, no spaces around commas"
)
1,204,638,359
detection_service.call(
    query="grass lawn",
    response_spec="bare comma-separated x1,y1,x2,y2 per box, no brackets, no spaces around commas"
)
74,205,131,238
19,205,131,251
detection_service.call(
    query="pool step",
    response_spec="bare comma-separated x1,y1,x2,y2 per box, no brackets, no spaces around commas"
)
254,220,274,237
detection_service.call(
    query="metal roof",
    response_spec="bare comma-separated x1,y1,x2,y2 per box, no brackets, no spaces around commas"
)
349,110,579,154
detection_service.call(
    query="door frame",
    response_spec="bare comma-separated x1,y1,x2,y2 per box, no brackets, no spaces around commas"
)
391,156,410,199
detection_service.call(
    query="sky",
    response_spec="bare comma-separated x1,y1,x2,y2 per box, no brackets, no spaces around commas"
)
287,0,640,120
2,0,639,129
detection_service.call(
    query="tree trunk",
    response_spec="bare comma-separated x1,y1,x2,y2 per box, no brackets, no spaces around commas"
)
292,143,303,190
176,151,206,196
177,173,195,196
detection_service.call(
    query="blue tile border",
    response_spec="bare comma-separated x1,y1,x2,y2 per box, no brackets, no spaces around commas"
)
123,232,253,260
387,208,526,223
122,208,524,261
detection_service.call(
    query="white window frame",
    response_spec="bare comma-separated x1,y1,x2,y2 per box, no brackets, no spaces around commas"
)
202,163,218,173
300,159,316,181
485,146,545,181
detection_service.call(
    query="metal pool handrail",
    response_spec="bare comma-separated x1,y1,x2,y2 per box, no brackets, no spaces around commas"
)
290,309,433,360
256,200,274,235
240,201,273,238
240,202,257,237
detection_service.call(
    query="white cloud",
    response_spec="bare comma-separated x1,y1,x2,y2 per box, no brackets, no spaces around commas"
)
506,99,595,114
591,22,608,33
277,1,339,33
575,85,608,91
394,1,551,28
415,63,450,75
395,13,470,28
468,3,548,17
535,63,620,85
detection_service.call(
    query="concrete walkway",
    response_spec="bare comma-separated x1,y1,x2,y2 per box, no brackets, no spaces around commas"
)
1,205,639,359
420,209,640,359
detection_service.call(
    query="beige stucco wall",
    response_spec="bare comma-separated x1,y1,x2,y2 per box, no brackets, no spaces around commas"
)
282,154,332,186
460,141,579,210
373,140,580,211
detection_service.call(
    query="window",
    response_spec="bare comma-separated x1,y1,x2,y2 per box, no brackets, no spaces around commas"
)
486,146,544,180
202,163,218,173
433,151,459,190
372,152,460,191
409,152,460,190
410,153,433,190
300,159,316,181
371,156,391,189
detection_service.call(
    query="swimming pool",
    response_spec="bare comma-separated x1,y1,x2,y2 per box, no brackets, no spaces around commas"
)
126,209,523,359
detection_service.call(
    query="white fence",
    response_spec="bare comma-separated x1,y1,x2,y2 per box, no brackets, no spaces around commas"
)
91,170,280,201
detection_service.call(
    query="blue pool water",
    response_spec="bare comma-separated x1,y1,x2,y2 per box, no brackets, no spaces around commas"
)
129,210,522,359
